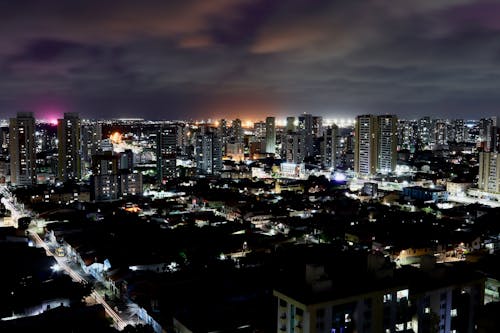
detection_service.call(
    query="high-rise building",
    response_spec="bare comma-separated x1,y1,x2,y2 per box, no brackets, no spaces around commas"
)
452,119,465,143
230,119,243,145
335,127,355,170
81,122,102,169
355,115,378,176
322,125,338,169
298,113,314,159
397,119,415,151
417,117,431,150
354,114,397,176
312,116,323,138
377,115,398,173
253,121,266,140
91,151,119,201
0,125,9,158
478,152,500,193
175,122,190,156
491,126,500,153
479,117,495,151
120,172,143,197
195,126,222,175
9,112,36,186
432,119,448,148
36,123,58,153
283,133,304,164
217,119,228,156
157,125,177,183
57,112,82,181
265,116,276,154
286,117,296,133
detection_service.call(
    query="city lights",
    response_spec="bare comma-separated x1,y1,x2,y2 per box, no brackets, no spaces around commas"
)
1,1,499,332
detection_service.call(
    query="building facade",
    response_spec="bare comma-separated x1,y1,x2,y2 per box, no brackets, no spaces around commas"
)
9,112,36,186
478,152,500,193
57,112,82,181
274,262,484,333
157,125,177,183
377,115,398,173
322,125,338,169
91,152,119,201
355,115,378,176
195,126,222,175
265,116,276,154
81,122,102,173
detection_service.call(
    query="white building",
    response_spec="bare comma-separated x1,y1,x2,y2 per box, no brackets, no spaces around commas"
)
478,152,500,193
355,115,378,176
377,115,398,173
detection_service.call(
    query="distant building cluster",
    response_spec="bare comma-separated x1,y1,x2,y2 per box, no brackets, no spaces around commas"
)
1,112,499,203
1,111,500,333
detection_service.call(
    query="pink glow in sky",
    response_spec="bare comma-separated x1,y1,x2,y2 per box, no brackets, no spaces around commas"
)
35,107,63,124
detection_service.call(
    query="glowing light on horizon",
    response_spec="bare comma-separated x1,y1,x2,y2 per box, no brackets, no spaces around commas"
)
324,118,355,127
110,131,123,144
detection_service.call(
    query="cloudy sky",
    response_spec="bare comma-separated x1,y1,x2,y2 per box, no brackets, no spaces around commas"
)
1,0,500,120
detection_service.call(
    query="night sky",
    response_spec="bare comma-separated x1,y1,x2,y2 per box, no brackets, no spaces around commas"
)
1,0,500,120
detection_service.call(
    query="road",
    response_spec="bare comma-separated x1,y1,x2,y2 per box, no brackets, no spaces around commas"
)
29,231,128,330
0,185,26,228
1,185,137,330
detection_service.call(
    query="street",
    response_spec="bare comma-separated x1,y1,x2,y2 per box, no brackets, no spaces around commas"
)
29,230,128,330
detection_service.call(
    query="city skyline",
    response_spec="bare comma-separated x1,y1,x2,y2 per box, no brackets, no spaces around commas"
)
1,109,499,332
1,1,500,120
2,3,500,332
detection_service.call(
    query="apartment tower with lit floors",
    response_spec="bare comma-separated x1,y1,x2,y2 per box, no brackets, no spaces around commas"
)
9,112,36,186
57,112,82,181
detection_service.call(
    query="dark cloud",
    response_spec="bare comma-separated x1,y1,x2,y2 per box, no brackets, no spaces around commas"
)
12,39,86,62
0,0,499,120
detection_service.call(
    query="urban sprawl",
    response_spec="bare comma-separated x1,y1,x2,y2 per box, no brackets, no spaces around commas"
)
1,112,499,333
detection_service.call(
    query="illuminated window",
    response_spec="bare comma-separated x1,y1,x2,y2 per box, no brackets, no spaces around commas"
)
397,289,409,301
383,293,392,303
451,309,457,317
424,307,430,314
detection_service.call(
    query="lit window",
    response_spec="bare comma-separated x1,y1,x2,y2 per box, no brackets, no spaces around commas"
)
397,289,409,301
383,293,392,303
424,307,431,314
451,309,457,317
